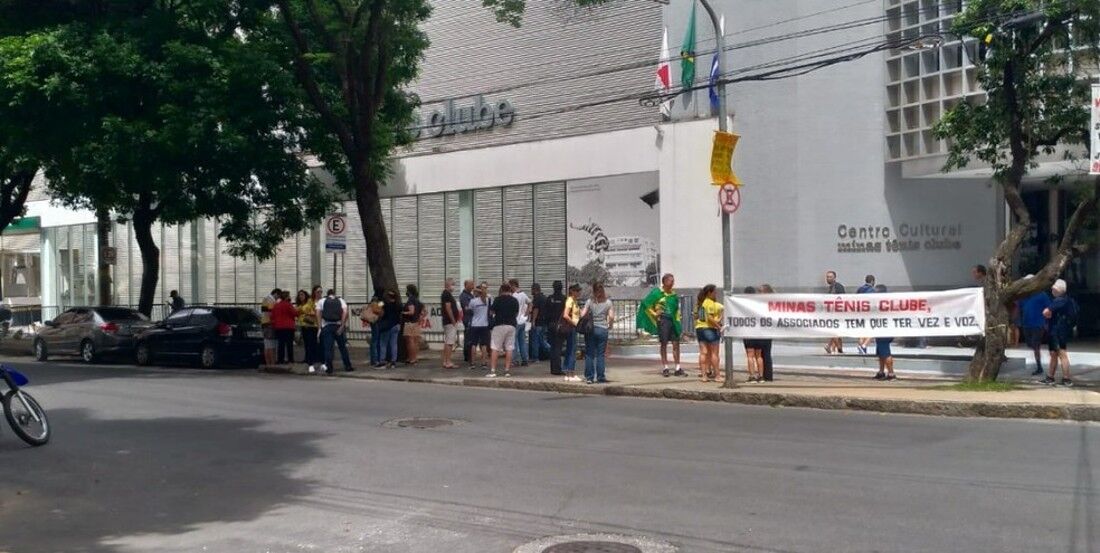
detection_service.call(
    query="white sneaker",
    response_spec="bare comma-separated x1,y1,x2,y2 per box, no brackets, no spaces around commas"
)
319,365,328,374
485,373,498,378
307,365,316,374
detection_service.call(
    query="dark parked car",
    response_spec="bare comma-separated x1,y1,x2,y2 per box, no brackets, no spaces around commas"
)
134,307,263,369
34,307,153,363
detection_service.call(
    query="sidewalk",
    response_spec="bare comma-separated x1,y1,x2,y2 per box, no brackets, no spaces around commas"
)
275,343,1100,422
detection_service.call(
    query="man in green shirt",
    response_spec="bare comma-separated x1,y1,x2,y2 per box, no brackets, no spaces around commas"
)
637,273,683,377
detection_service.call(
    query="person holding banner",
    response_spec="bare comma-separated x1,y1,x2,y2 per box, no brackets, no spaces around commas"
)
637,273,684,377
872,284,897,381
693,284,724,382
741,286,764,383
758,284,776,382
823,271,846,355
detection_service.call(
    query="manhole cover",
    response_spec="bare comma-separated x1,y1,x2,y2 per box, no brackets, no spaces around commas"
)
514,534,676,553
381,417,465,429
543,542,643,553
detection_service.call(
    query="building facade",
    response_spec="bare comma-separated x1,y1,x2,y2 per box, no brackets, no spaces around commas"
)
4,0,1096,335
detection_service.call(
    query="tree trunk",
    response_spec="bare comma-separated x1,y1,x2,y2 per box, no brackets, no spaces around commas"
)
96,207,112,306
132,210,160,318
968,277,1010,381
353,168,397,297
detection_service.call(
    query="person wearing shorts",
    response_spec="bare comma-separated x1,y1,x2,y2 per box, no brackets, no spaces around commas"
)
693,284,723,383
487,284,519,377
1042,279,1077,387
872,284,896,381
467,286,491,368
1018,277,1051,376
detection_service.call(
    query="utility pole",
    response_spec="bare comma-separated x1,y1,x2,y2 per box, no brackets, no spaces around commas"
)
695,0,736,387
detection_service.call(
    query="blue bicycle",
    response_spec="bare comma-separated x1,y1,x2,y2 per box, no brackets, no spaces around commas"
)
1,364,49,446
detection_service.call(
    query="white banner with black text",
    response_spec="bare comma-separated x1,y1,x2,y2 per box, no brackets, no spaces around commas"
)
724,288,986,339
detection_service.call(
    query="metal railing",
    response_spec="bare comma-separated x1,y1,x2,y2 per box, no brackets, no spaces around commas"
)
6,295,698,345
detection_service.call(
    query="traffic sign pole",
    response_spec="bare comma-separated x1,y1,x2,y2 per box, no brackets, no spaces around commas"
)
697,0,737,388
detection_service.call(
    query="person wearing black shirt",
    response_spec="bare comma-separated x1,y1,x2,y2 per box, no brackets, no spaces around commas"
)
487,284,520,377
530,283,548,362
402,284,424,365
544,281,567,375
459,279,475,364
440,278,461,369
378,290,403,369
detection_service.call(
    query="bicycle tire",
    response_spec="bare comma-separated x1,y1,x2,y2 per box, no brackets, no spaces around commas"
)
3,389,50,446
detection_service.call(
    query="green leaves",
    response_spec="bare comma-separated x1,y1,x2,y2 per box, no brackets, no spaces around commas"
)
934,0,1100,181
0,1,338,259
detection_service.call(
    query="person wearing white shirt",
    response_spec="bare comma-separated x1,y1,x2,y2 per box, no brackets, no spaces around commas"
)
509,278,532,367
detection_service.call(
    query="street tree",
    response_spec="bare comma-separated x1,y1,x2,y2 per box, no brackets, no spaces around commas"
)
0,4,335,316
244,0,431,296
932,0,1100,381
0,148,35,239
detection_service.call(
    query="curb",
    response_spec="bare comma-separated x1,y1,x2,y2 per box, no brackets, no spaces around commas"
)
303,369,1100,422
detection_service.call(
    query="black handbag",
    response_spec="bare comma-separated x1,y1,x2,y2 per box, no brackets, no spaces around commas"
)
577,312,594,335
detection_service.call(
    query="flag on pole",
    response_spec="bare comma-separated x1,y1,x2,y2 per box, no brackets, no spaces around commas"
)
708,15,725,111
680,1,697,92
655,27,672,117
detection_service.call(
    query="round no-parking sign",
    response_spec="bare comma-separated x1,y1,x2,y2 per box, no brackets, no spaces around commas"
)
325,213,347,252
719,184,741,214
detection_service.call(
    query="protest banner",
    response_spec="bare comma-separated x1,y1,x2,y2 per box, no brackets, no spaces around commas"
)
724,288,985,339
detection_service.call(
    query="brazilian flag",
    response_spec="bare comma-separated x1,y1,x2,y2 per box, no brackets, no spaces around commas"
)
680,1,697,90
637,287,681,337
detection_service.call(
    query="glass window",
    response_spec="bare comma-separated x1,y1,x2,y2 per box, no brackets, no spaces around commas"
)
214,308,260,325
165,309,192,326
190,307,217,327
94,308,148,322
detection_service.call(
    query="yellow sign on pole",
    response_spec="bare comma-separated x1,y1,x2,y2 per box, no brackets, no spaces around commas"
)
710,131,742,186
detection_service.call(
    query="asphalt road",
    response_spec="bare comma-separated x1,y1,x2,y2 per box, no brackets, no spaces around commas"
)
0,361,1096,553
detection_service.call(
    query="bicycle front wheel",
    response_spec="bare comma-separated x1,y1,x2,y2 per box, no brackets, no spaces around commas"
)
3,389,49,446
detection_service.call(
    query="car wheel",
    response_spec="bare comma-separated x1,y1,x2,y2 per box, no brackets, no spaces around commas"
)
80,340,97,363
200,344,219,370
33,339,47,362
135,343,151,366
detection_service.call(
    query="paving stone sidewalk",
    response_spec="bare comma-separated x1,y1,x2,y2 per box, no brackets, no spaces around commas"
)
269,345,1100,422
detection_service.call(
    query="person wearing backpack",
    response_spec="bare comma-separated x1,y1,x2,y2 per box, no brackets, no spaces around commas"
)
315,288,354,375
1042,279,1079,387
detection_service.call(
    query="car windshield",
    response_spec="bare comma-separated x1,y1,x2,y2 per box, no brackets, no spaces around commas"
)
95,308,149,322
215,309,260,325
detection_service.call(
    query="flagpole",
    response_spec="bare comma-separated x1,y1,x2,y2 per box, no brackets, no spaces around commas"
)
695,0,736,388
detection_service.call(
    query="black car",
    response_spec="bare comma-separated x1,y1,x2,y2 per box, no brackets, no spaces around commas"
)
134,307,263,369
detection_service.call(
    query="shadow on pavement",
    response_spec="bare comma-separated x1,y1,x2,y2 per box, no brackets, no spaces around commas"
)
0,408,321,553
5,361,259,388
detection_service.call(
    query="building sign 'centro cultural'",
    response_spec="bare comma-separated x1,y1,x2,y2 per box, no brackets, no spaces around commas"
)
411,96,515,139
836,223,964,254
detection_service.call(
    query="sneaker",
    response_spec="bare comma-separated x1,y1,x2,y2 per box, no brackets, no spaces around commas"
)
596,379,609,384
1031,368,1045,376
1040,376,1056,385
746,376,756,383
484,373,498,378
344,367,355,372
1061,378,1074,388
661,368,671,377
319,364,328,374
504,372,511,377
585,378,594,384
886,374,897,381
873,372,887,381
674,367,686,377
307,365,316,374
387,363,396,370
520,361,529,367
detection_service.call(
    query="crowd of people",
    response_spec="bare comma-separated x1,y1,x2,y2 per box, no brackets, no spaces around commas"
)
235,262,1082,387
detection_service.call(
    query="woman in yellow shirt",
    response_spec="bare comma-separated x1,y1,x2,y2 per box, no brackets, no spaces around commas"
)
694,284,724,382
297,289,319,372
560,283,583,382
